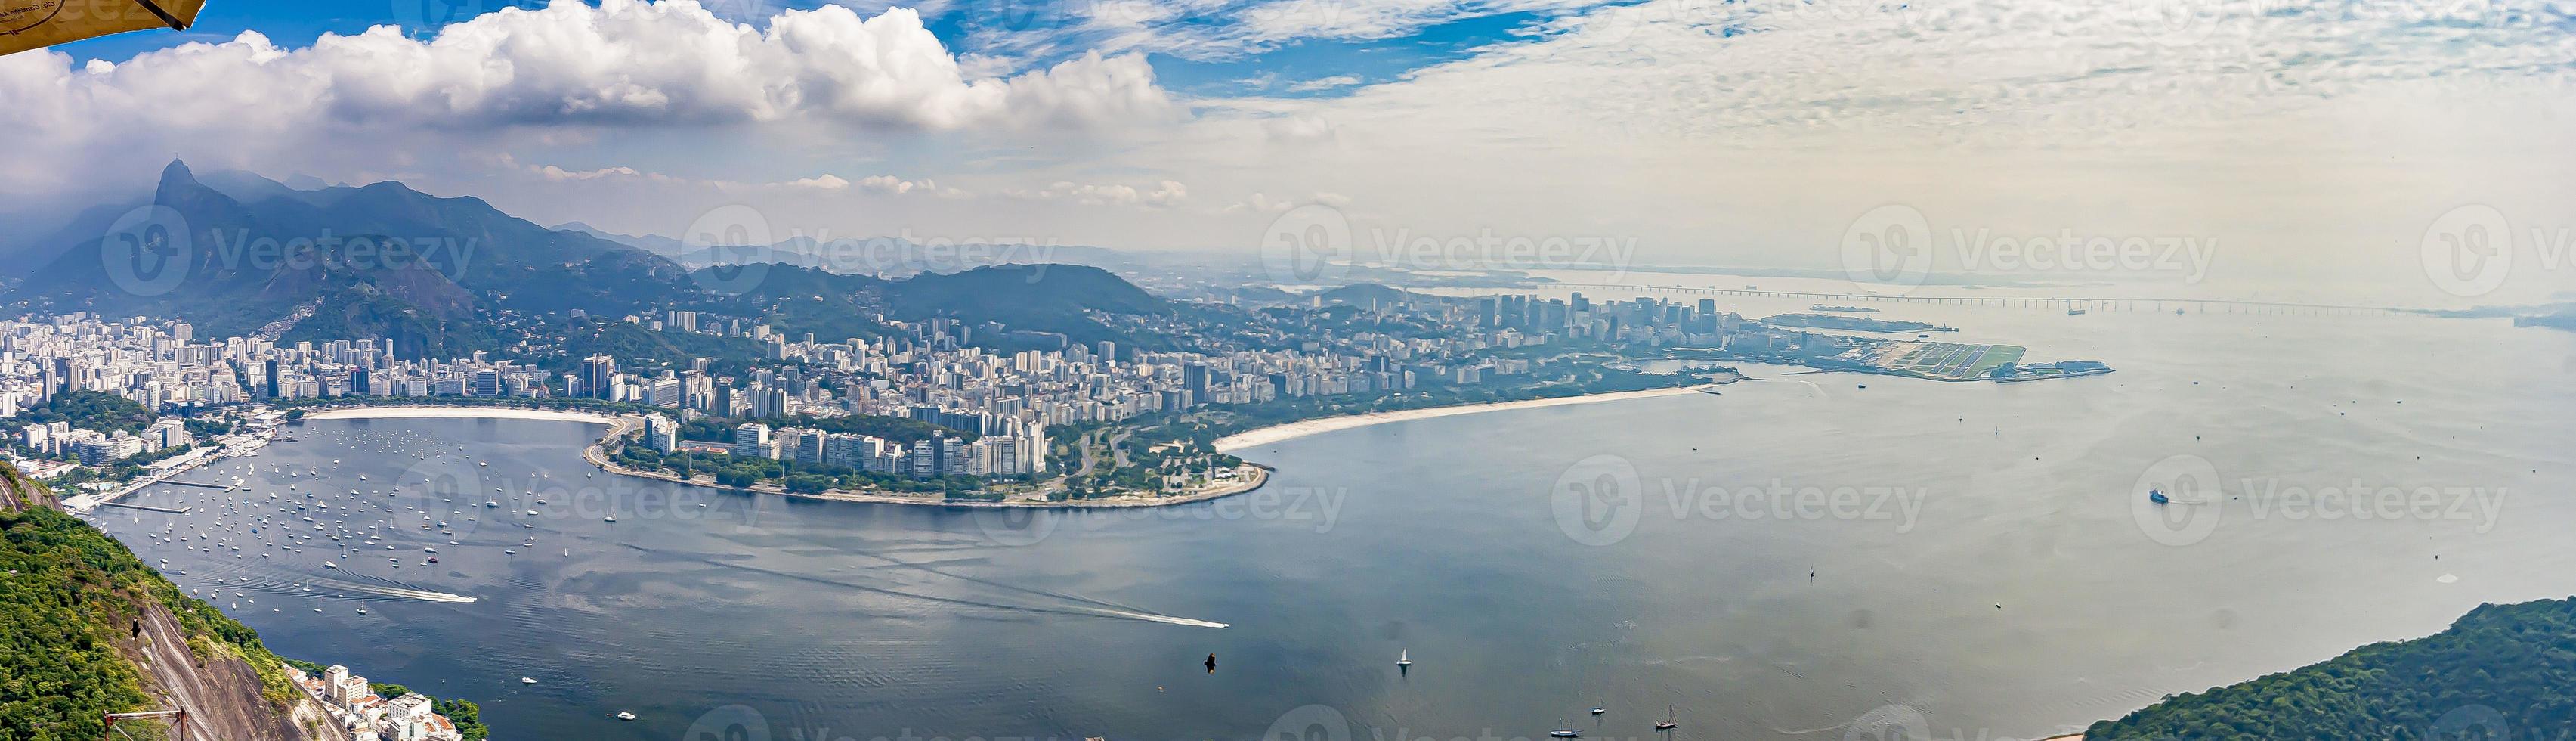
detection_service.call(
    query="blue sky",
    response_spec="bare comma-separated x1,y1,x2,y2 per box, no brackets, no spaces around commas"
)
10,0,2576,306
51,0,1573,100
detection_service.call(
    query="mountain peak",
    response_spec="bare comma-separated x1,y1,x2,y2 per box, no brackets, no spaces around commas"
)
156,159,199,196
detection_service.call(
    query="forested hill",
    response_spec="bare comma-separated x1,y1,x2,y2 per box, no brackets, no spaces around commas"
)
2086,597,2576,739
0,464,348,741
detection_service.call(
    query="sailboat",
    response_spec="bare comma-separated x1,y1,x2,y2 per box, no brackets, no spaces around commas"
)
1397,650,1412,667
1655,706,1678,730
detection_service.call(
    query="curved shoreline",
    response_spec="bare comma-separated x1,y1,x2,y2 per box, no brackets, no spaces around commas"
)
567,414,1279,510
292,388,1715,510
1213,383,1720,452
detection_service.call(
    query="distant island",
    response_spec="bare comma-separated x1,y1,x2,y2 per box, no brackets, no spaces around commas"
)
1809,305,1880,313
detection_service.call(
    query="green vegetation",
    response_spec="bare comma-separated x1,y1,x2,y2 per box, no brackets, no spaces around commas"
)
2088,596,2576,739
0,464,295,740
14,390,155,435
536,318,762,376
1068,364,1705,494
41,445,193,488
437,698,490,741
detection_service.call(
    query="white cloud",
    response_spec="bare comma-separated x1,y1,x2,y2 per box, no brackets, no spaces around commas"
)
0,0,1180,195
1009,179,1190,207
783,175,853,190
1286,74,1362,92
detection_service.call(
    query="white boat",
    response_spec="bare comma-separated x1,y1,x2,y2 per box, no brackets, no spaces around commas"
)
323,561,339,569
1398,650,1412,667
616,712,636,721
520,677,537,684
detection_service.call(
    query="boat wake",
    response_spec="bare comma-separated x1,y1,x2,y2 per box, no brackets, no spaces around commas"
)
314,575,480,603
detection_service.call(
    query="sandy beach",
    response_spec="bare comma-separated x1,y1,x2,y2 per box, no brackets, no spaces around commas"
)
1213,384,1718,452
302,406,622,423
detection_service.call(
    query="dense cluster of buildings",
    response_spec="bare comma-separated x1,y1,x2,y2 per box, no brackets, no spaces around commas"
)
2,291,1827,479
291,663,466,741
17,417,191,464
639,414,1050,478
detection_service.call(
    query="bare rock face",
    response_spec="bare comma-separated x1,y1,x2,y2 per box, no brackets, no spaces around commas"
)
2,463,349,741
119,603,355,741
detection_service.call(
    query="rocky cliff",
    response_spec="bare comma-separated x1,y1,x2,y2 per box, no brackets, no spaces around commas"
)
0,464,352,741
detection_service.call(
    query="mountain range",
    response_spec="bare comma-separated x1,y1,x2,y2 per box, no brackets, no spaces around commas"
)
5,161,1180,361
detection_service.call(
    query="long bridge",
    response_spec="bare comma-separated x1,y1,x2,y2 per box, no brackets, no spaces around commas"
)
1520,284,2416,317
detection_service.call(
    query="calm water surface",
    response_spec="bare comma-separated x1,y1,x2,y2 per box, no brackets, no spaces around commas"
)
94,292,2576,741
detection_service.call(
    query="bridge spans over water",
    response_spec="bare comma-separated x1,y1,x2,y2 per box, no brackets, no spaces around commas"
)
1523,283,2413,317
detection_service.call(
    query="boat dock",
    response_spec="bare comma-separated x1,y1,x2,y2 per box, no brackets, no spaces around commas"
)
156,479,237,491
100,501,192,514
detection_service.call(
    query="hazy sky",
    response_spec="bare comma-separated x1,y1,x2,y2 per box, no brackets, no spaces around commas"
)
6,0,2574,305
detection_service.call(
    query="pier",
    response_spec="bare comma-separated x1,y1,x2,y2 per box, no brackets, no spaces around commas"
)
156,479,237,491
100,501,193,514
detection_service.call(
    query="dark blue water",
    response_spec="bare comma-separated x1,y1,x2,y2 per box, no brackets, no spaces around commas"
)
94,301,2576,741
